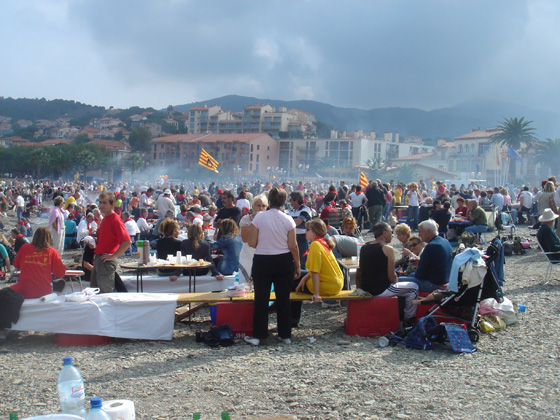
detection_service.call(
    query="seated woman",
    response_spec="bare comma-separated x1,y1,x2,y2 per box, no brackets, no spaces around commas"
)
396,235,425,276
454,197,468,218
394,223,411,270
181,224,223,280
11,228,28,253
331,217,364,258
9,227,67,299
210,219,243,276
292,219,344,326
156,219,183,280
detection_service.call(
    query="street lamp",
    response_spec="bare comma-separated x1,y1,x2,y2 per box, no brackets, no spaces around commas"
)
298,163,310,181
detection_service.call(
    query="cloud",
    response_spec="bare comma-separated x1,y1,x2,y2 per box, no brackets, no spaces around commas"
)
1,0,560,113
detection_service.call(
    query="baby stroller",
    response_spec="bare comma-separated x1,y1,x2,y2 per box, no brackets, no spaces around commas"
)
416,239,504,343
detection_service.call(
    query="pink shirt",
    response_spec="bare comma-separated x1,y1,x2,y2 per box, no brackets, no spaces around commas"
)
252,208,296,255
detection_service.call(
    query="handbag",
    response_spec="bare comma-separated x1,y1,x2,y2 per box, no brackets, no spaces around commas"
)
208,323,234,347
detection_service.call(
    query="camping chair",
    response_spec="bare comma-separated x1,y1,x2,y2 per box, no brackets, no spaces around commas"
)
535,235,560,285
327,208,344,230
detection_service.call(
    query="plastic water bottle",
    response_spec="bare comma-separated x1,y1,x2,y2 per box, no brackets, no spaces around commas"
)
85,397,111,420
57,356,86,418
137,240,144,264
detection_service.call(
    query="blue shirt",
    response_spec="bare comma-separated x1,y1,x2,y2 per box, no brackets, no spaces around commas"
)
414,235,453,285
491,193,504,210
211,235,243,275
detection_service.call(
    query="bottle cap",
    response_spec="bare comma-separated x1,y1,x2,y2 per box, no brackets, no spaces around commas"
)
90,397,103,409
63,356,73,365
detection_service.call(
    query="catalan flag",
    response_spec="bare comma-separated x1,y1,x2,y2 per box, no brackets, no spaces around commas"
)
198,148,219,173
359,172,368,189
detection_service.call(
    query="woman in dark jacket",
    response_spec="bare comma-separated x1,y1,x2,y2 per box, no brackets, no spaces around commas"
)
181,224,223,280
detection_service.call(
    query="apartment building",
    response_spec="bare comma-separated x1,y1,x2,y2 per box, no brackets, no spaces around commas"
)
188,103,316,139
150,132,278,177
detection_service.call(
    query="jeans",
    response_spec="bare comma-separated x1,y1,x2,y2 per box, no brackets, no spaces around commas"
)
382,202,391,222
407,206,419,230
464,224,488,234
399,275,445,293
296,234,308,268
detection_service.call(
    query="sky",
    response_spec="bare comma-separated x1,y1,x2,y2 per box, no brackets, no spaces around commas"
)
2,0,560,113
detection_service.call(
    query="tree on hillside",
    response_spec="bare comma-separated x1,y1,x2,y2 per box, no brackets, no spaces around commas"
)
113,130,124,141
128,127,152,152
73,133,90,145
531,138,560,178
490,117,538,178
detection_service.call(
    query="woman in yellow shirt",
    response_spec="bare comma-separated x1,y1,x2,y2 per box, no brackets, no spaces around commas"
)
292,219,344,326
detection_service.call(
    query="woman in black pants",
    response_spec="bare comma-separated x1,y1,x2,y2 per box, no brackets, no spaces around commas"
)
246,187,300,345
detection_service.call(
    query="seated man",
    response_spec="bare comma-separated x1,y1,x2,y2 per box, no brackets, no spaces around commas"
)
331,218,364,258
464,199,488,235
537,208,560,261
399,219,453,292
431,200,452,236
357,222,418,325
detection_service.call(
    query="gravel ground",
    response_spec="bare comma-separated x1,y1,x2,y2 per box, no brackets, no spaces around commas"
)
1,212,559,420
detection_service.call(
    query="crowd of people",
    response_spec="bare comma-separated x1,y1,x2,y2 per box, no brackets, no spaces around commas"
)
1,173,560,344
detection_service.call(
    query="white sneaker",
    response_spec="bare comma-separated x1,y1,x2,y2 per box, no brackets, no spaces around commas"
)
277,337,292,345
244,336,260,346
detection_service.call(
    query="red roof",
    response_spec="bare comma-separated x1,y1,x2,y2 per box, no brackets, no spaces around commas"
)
89,139,130,150
455,128,500,141
41,138,73,145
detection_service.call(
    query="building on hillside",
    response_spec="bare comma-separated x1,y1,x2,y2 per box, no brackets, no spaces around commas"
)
0,123,13,135
187,104,316,138
40,138,73,146
91,117,123,130
15,119,33,128
88,139,131,161
149,133,277,177
143,122,162,137
79,126,100,139
0,136,29,147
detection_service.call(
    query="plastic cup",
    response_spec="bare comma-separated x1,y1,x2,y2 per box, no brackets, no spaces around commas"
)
517,304,526,313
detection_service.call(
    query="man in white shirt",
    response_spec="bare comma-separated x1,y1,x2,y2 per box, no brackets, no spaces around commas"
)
137,208,153,235
155,189,175,216
517,186,533,224
77,213,98,243
140,187,154,209
122,211,140,240
15,192,25,221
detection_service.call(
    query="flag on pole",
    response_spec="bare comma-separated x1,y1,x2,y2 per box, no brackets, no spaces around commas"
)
359,172,368,189
198,148,219,173
507,146,522,162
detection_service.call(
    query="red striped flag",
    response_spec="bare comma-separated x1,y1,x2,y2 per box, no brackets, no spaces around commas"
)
198,148,219,173
359,172,368,189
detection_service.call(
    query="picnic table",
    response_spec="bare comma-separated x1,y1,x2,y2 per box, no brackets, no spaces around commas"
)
121,261,211,293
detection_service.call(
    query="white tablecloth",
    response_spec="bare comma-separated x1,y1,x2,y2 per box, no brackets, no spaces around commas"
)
11,293,178,340
119,274,237,293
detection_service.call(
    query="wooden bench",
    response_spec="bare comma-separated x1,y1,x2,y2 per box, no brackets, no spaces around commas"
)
174,290,370,321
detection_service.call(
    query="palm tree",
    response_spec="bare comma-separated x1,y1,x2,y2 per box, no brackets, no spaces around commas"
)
395,163,418,184
490,117,538,178
125,152,146,176
531,138,560,178
365,157,386,180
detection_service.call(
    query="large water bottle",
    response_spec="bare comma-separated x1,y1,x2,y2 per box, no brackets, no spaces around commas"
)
85,397,111,420
57,356,87,418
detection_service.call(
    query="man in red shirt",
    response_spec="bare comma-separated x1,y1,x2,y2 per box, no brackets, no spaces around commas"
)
90,191,131,293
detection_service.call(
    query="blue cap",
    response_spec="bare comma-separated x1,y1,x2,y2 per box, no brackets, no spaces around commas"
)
90,397,103,409
63,356,73,365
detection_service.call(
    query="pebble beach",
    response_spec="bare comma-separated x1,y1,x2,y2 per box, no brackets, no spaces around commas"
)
1,211,559,420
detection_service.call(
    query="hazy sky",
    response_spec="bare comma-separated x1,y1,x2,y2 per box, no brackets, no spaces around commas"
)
2,0,560,112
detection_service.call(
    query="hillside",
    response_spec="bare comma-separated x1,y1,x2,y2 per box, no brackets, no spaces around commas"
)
2,95,559,140
175,95,560,139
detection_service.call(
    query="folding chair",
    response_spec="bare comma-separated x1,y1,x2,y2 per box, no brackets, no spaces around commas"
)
535,235,560,284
